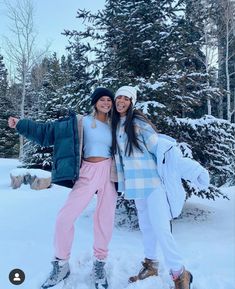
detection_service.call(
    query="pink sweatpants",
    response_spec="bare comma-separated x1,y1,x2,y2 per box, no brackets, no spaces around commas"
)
54,158,117,260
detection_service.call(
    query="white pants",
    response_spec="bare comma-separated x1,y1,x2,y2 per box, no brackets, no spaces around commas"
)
135,184,184,272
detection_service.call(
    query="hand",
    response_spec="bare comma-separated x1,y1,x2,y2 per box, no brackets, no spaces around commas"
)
8,116,19,129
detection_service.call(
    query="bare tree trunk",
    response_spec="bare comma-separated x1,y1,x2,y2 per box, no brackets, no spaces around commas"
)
216,0,235,121
3,0,48,158
19,59,27,158
201,0,220,116
207,91,212,115
217,33,224,118
204,29,213,115
204,26,212,115
225,15,232,121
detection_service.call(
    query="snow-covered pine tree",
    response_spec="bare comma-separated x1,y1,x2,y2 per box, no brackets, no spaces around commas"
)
20,54,63,170
73,0,219,119
0,55,8,97
59,40,96,114
141,0,221,120
164,115,235,187
72,0,176,88
159,0,206,117
102,0,172,81
0,54,18,157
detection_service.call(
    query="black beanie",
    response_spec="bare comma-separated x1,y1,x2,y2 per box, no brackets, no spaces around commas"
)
91,87,114,105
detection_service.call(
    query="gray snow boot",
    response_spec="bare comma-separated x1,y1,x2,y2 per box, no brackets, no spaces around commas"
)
93,259,108,289
41,259,70,289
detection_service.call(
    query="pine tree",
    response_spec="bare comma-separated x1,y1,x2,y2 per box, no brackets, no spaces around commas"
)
101,0,171,80
0,54,18,157
73,0,217,118
73,0,176,86
59,41,96,114
162,115,235,187
0,55,7,95
20,54,62,170
140,0,221,119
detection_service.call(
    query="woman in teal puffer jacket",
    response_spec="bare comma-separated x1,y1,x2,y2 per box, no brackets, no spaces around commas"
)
8,87,117,289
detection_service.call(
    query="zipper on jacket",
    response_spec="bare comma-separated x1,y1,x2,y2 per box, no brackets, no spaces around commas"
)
162,146,173,164
162,148,174,219
70,111,80,182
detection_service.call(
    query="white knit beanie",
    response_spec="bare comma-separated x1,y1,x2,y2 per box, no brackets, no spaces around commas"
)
115,86,137,105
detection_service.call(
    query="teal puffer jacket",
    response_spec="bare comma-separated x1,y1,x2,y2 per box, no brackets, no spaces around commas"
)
16,112,80,187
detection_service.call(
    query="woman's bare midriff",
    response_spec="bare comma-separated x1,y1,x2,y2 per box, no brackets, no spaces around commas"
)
83,157,109,163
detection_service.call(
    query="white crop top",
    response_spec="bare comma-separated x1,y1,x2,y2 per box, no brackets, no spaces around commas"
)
83,115,112,158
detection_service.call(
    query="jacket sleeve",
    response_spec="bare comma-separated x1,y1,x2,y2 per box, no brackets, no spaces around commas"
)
16,119,55,147
174,147,210,190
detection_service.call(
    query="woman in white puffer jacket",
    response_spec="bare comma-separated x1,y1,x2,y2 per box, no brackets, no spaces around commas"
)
111,85,209,289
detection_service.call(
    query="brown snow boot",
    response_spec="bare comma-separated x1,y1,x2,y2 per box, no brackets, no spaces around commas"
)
173,269,193,289
128,258,158,283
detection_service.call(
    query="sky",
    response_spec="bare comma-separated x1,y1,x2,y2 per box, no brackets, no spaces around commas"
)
0,158,234,289
0,0,105,62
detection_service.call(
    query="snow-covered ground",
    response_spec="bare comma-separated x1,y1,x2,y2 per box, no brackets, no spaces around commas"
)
0,158,234,289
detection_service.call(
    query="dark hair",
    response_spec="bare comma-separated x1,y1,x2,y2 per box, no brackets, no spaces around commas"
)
111,104,157,156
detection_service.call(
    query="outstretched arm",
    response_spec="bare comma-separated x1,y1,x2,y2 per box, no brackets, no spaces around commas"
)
8,116,55,147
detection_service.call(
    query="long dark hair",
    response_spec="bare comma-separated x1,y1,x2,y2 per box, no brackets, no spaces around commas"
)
111,104,157,156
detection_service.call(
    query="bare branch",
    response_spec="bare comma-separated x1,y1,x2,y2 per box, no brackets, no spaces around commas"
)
2,0,50,157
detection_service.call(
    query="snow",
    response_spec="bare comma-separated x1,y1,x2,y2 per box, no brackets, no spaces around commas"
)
136,101,165,114
175,114,235,128
0,158,234,289
10,168,51,178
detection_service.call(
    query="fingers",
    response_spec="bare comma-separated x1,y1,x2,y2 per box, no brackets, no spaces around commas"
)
8,116,19,129
8,116,14,128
